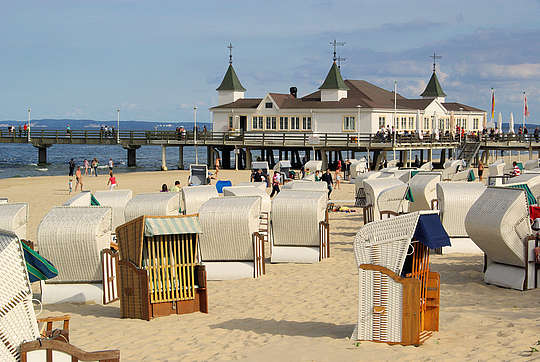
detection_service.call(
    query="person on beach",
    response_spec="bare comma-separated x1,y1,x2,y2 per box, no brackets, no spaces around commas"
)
68,158,75,177
74,166,83,191
315,170,321,181
83,159,89,175
253,169,263,183
68,178,73,194
93,158,99,176
108,158,114,171
334,169,341,190
107,171,117,190
161,184,168,192
478,161,484,182
511,161,521,177
171,180,181,192
270,171,281,197
321,169,333,198
215,157,221,176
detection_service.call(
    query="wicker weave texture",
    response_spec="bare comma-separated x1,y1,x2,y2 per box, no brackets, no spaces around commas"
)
94,190,133,230
409,174,441,212
181,185,218,215
363,178,405,221
354,171,383,196
377,184,409,215
63,191,92,206
437,182,485,237
303,160,322,172
124,192,180,222
0,231,39,361
524,159,539,170
237,182,267,190
282,180,328,192
198,196,261,261
38,207,112,283
449,168,471,182
506,174,540,199
350,159,368,177
419,162,433,171
465,187,531,267
223,186,271,213
0,203,28,240
489,161,505,177
271,190,327,247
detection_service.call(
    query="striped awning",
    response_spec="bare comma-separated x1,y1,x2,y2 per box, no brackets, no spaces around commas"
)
22,242,58,282
144,216,202,236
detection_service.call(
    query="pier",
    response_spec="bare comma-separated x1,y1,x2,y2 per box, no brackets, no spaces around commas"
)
1,129,539,169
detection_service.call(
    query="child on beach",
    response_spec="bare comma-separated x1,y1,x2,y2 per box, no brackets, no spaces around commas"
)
68,178,73,193
74,166,83,191
107,172,117,190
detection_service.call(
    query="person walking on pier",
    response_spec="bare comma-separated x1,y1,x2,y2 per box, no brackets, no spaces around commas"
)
68,158,75,177
321,169,333,198
74,166,83,191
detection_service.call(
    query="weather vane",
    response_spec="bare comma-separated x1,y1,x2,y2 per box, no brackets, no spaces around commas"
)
227,42,233,65
330,39,345,62
337,56,346,69
430,52,442,72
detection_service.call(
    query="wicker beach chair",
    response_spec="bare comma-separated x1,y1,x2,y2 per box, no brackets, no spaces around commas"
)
181,185,219,215
270,190,329,263
408,173,442,212
124,192,180,223
282,180,328,192
523,159,539,170
377,183,409,217
237,181,267,190
37,207,117,304
116,214,208,320
488,160,506,186
504,174,540,201
63,191,93,206
302,160,323,181
273,160,292,181
0,203,28,240
198,196,265,280
441,159,463,181
0,230,120,361
448,168,473,182
419,161,433,171
251,161,270,181
360,178,405,223
349,158,368,178
465,187,539,290
93,189,133,230
354,171,386,207
189,164,210,186
352,211,450,346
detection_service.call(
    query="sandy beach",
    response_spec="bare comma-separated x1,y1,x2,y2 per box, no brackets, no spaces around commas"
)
1,169,539,361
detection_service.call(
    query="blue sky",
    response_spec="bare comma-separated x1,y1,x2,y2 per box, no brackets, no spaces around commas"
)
1,1,540,124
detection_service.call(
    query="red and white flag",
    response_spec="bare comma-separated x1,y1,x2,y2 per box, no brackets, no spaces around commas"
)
525,94,530,118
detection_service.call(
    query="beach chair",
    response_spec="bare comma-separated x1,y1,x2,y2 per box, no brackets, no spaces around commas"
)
488,160,506,186
124,192,180,222
198,196,265,280
524,159,540,171
270,190,329,263
282,180,328,192
0,203,28,240
63,191,94,206
273,160,292,181
223,186,271,243
0,230,120,361
376,183,409,218
441,159,463,181
349,158,368,178
419,161,433,171
504,174,540,201
352,211,450,346
354,171,387,207
189,164,210,186
302,160,323,181
37,207,119,304
237,181,267,190
448,168,474,182
181,185,219,215
93,189,133,230
116,214,208,320
465,187,539,290
408,173,442,212
360,178,406,223
251,161,270,180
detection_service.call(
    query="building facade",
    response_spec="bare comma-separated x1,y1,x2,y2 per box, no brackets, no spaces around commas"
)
211,60,486,135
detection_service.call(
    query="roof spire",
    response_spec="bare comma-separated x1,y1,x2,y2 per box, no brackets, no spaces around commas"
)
319,62,349,91
227,42,233,65
430,51,442,73
329,39,345,62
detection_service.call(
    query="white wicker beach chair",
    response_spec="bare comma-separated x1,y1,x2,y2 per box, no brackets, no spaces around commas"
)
273,160,292,181
441,159,463,180
488,160,506,186
0,203,28,240
408,173,442,212
419,161,433,171
38,207,114,304
124,192,180,222
270,190,329,263
198,196,264,280
93,189,133,230
448,168,472,182
237,181,267,190
181,185,219,215
302,160,323,181
386,159,399,168
377,183,409,216
354,171,385,207
350,158,368,178
465,187,538,290
436,182,486,238
0,231,40,361
361,178,406,223
381,169,413,183
189,164,210,186
523,159,539,170
63,191,92,206
282,180,328,192
504,174,540,201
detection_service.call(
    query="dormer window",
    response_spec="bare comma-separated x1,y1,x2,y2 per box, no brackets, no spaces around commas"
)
265,102,273,109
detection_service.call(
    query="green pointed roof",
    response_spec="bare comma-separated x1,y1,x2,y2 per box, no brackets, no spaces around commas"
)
420,71,446,98
216,64,246,92
319,62,349,90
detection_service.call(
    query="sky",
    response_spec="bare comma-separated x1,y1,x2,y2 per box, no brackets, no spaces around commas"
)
1,0,540,124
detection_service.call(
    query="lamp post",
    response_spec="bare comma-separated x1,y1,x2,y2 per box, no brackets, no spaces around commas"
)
194,105,198,164
116,108,120,143
459,107,463,144
27,107,31,142
393,80,397,161
356,105,361,147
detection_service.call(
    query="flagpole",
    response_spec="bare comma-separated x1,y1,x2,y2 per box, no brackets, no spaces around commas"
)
523,91,526,130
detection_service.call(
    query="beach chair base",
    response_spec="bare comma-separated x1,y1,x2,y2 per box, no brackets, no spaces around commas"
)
270,246,320,263
40,282,103,304
203,261,258,280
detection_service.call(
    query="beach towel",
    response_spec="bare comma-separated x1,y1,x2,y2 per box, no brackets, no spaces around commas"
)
216,180,232,193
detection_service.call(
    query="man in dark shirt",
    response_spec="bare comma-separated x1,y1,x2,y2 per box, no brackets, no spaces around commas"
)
68,158,75,177
321,169,333,197
253,169,263,183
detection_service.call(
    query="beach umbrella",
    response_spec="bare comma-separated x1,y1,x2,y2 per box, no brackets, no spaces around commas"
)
416,109,423,140
450,111,455,136
22,242,58,282
497,112,503,132
433,112,439,140
509,112,515,134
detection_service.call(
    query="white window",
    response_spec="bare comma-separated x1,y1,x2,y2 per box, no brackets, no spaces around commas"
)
252,116,263,130
457,119,461,128
343,116,355,131
463,119,467,130
266,116,276,130
445,119,450,129
290,116,300,130
378,116,385,128
408,117,414,129
303,116,312,130
229,116,233,129
424,117,429,129
401,117,407,130
473,118,479,129
280,116,289,130
265,102,273,109
439,119,444,130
